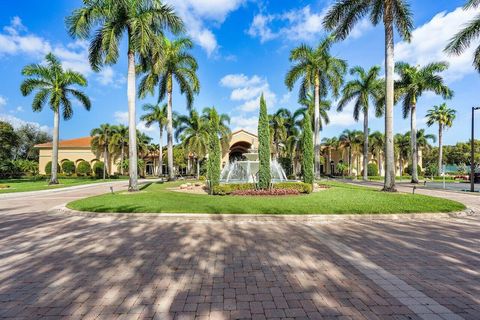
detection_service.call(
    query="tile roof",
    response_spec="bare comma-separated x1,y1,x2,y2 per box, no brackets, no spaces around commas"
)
35,136,92,148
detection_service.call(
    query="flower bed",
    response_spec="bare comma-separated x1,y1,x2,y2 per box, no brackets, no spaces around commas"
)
212,182,312,195
231,189,300,196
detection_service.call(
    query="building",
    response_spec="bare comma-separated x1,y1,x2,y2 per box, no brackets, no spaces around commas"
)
36,129,418,177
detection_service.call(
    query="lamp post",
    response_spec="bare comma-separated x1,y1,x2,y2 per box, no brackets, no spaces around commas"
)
471,107,480,192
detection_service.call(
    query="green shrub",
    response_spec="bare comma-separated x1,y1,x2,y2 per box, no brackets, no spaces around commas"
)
45,161,60,175
425,164,439,177
207,108,221,191
365,163,378,176
258,94,271,189
273,182,313,194
199,175,206,181
212,183,255,195
301,111,314,185
93,161,105,179
76,161,92,176
61,160,75,176
406,164,422,176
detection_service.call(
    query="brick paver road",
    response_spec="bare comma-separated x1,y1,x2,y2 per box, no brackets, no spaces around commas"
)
0,182,479,319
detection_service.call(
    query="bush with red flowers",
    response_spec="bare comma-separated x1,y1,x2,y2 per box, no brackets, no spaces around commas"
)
231,189,300,196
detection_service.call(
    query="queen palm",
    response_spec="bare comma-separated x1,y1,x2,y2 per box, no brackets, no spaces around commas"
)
324,0,413,191
20,53,91,185
285,37,347,178
175,110,208,179
445,0,480,71
395,61,453,183
110,124,129,175
337,66,384,181
201,107,231,152
91,124,113,179
138,37,200,181
141,103,168,177
67,0,183,191
369,131,385,176
426,103,456,174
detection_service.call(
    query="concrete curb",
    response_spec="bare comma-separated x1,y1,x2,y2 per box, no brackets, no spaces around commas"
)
49,204,478,222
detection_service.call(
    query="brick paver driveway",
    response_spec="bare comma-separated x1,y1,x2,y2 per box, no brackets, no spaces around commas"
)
0,182,479,319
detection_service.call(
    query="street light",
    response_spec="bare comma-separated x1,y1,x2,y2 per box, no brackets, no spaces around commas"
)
471,106,480,192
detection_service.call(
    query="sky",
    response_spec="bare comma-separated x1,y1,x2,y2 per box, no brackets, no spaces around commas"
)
0,0,479,146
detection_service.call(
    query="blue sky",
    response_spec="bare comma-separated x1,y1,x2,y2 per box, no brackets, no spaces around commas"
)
0,0,479,145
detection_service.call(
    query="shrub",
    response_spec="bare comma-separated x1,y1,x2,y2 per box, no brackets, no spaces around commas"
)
425,164,439,177
363,163,378,176
258,94,271,189
61,160,75,176
212,183,255,196
273,182,313,194
212,182,313,195
76,161,92,176
406,164,422,176
199,175,206,181
301,111,314,185
93,161,105,179
45,161,60,175
232,189,300,196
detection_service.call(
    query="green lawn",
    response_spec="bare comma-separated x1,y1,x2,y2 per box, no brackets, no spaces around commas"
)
0,178,125,194
67,181,465,214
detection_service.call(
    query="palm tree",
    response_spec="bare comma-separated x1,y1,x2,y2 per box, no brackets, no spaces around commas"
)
269,110,288,159
110,124,129,175
445,0,480,71
324,0,413,191
337,66,384,181
141,103,168,177
201,107,231,153
299,92,332,132
322,137,338,175
20,53,91,184
138,37,200,181
369,131,385,176
339,129,357,175
352,131,365,177
426,103,456,174
285,37,347,178
413,129,436,166
67,0,184,191
91,124,113,179
395,61,453,183
395,133,410,177
175,110,208,179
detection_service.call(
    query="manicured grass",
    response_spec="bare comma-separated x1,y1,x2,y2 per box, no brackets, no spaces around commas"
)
67,181,465,214
0,178,125,194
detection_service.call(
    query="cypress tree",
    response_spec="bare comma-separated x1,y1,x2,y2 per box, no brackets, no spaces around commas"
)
302,111,314,185
258,94,271,189
207,108,221,193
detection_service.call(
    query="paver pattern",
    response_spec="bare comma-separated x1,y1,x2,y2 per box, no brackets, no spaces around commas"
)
0,182,479,319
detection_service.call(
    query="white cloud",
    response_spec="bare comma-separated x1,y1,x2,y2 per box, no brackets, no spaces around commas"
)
396,6,479,82
113,111,156,135
248,6,371,43
0,114,51,133
327,100,357,127
220,73,277,112
0,96,7,107
280,92,292,105
230,115,258,134
97,66,126,87
164,0,245,56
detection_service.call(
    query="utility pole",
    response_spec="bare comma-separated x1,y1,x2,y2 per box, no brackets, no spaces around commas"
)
471,107,480,192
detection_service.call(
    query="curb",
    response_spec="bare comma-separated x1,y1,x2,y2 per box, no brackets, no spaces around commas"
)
49,204,478,222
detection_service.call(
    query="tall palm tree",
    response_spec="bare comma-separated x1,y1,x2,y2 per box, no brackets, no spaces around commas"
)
445,0,480,71
426,103,456,174
67,0,183,191
298,92,332,132
369,131,385,176
175,110,208,179
339,129,357,175
285,37,347,178
110,124,129,175
337,66,384,181
201,107,231,153
269,110,288,159
321,137,338,175
324,0,413,191
138,37,200,181
395,61,453,183
395,133,410,177
20,53,91,184
91,124,113,179
141,103,168,177
413,129,436,167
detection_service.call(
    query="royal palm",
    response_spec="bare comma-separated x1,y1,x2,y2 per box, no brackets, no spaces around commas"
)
324,0,413,191
337,66,384,181
426,103,456,174
201,107,231,152
395,62,453,183
285,37,346,178
110,125,129,175
67,0,183,191
369,131,385,176
20,53,91,184
91,124,113,179
141,103,168,177
138,37,200,181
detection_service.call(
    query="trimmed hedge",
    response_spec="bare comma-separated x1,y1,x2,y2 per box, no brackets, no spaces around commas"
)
76,161,92,176
45,161,60,175
93,161,105,179
61,160,75,176
212,182,312,196
361,163,379,177
406,164,422,176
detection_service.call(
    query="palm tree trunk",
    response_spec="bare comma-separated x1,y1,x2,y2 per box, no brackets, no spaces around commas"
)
196,158,200,180
120,144,125,175
348,147,352,176
410,104,419,183
383,2,396,192
167,75,175,181
50,110,60,185
438,124,443,176
314,78,321,179
158,126,163,177
103,145,107,180
127,51,138,191
328,149,332,175
363,111,369,181
378,151,383,177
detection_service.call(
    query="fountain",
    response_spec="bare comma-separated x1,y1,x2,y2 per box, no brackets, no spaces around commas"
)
220,146,288,183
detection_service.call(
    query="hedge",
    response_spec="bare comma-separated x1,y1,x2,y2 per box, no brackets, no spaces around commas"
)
61,160,75,176
212,182,312,196
361,163,378,177
406,164,422,176
76,161,92,176
45,161,60,175
93,161,105,179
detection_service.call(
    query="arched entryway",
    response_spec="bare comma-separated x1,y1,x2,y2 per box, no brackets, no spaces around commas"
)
228,141,251,162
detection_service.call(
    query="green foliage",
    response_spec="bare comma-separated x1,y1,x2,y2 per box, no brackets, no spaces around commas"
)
0,121,18,161
13,124,51,161
273,182,313,194
45,161,60,175
406,164,422,176
212,183,256,196
76,161,92,176
301,111,314,185
207,109,221,191
93,161,105,179
13,159,39,175
258,94,271,189
425,164,439,177
0,160,22,178
367,163,378,176
336,163,348,176
61,161,76,176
